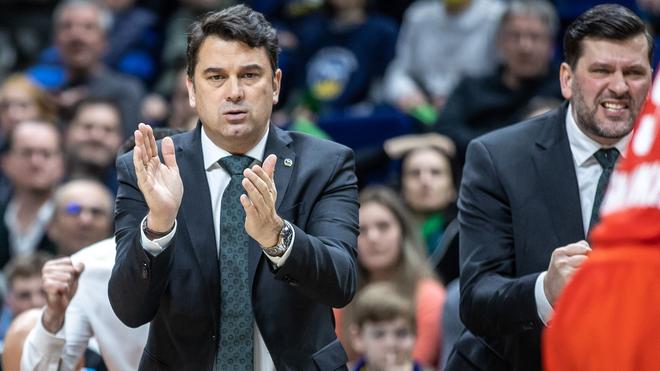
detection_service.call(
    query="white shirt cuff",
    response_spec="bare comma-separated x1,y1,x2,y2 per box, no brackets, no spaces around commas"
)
535,271,554,326
140,216,177,256
263,220,295,268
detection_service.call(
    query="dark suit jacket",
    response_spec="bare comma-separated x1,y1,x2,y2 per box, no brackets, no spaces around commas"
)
450,103,585,371
108,124,359,370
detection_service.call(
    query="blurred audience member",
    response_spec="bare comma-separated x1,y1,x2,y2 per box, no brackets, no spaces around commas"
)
2,308,42,371
47,179,113,257
103,0,159,84
65,98,123,193
292,0,398,116
167,68,198,131
347,282,431,371
0,120,64,269
21,238,149,371
0,252,51,347
0,74,57,137
436,0,561,160
400,147,457,256
384,0,505,118
336,186,445,368
156,0,237,95
31,0,146,139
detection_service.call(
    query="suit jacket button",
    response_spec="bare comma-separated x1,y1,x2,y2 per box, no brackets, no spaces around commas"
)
141,263,148,280
212,335,217,342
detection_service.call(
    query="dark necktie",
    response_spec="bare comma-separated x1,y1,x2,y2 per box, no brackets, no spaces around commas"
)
217,155,255,371
589,148,620,231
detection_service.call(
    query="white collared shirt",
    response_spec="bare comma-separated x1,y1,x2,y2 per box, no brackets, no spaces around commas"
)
139,126,294,371
535,104,630,325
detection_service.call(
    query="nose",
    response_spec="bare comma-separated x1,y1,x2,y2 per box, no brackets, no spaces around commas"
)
226,77,245,103
608,70,629,97
78,209,95,225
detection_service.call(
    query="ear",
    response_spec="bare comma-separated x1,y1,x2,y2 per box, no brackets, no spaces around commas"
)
185,76,196,108
272,68,282,106
559,62,574,101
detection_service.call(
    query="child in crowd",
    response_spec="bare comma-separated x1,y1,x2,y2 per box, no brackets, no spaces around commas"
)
347,282,428,371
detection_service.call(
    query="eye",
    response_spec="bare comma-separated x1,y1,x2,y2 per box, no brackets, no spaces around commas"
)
208,75,223,81
242,72,259,79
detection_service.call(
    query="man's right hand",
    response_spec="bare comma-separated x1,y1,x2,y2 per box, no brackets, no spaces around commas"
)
133,123,183,233
544,240,591,306
42,258,85,334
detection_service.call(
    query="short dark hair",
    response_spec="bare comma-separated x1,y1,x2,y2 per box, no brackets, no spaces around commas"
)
186,4,279,78
71,97,121,123
4,252,53,290
350,282,416,332
563,4,653,68
0,120,62,155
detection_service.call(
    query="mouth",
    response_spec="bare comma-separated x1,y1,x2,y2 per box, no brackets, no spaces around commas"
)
600,101,630,119
222,109,248,122
599,101,629,114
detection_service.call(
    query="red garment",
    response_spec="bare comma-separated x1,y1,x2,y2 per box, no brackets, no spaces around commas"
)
543,73,660,370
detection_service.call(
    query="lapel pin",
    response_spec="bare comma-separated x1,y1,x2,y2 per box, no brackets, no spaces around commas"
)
283,158,293,167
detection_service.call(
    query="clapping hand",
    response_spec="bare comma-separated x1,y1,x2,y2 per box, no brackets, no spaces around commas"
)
132,123,183,233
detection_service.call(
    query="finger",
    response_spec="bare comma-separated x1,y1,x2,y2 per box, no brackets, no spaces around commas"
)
161,137,178,170
146,125,158,159
241,177,267,215
244,168,273,201
134,129,150,164
262,154,277,178
133,146,147,180
250,165,276,192
138,123,155,159
561,242,592,256
565,254,589,268
240,194,259,220
73,262,85,276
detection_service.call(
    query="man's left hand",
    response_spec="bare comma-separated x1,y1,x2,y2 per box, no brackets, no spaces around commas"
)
240,154,283,247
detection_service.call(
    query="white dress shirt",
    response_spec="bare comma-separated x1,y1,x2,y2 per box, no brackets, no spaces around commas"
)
139,126,294,371
21,238,149,371
4,199,54,257
535,104,630,324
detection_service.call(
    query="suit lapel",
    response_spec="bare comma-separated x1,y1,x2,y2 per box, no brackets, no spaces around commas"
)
177,126,219,321
249,126,295,287
532,103,585,245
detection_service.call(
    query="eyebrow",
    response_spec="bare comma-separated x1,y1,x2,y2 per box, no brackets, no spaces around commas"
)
202,64,265,75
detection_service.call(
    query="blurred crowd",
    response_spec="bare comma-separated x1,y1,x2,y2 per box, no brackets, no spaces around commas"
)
0,0,658,370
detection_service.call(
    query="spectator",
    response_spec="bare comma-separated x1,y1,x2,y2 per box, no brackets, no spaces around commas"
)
400,146,457,258
21,238,149,371
0,74,57,138
31,0,146,139
0,252,52,347
384,0,505,116
0,120,64,269
292,0,398,115
346,282,430,371
47,179,113,257
435,0,561,160
2,308,42,371
102,0,159,84
336,186,445,368
156,0,237,95
65,98,123,193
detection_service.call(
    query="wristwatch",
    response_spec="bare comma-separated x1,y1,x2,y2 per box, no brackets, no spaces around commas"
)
262,220,293,257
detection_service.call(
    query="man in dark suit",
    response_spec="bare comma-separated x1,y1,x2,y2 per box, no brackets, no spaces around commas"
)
448,4,653,371
105,5,359,370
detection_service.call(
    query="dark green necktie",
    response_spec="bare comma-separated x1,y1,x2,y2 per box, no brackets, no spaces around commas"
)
217,155,254,371
589,148,620,232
